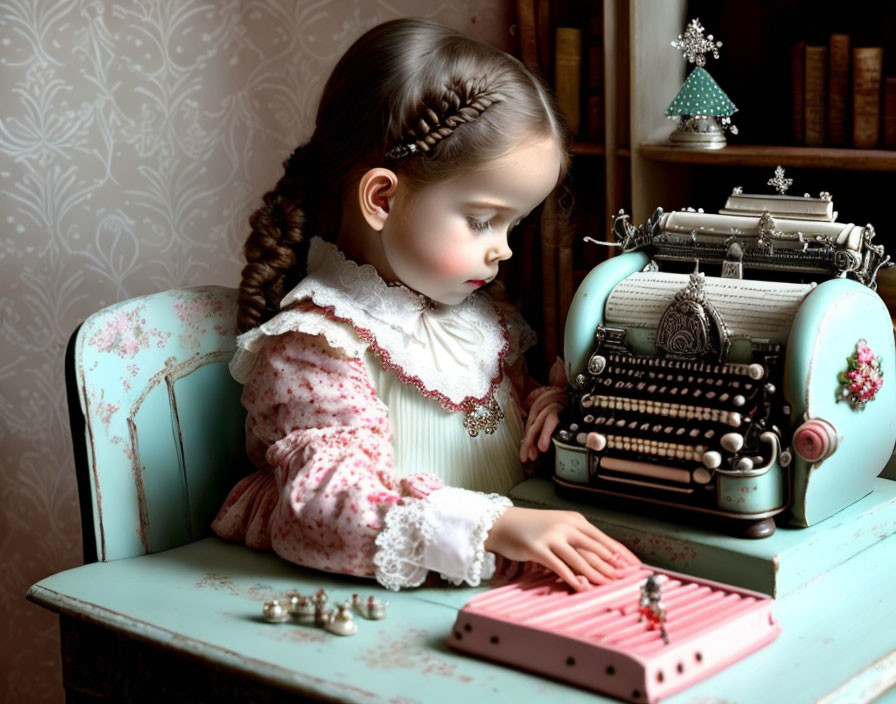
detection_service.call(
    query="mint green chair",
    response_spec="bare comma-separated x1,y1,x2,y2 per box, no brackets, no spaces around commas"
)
65,286,249,563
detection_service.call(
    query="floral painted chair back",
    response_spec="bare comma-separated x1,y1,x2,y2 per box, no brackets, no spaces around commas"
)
67,286,248,562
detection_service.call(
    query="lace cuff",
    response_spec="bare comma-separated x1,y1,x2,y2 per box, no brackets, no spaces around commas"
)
372,487,512,591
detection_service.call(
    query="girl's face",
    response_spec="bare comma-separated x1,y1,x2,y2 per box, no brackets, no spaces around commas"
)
379,135,564,306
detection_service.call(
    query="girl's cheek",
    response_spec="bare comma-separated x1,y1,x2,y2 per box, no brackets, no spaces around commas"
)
428,251,471,276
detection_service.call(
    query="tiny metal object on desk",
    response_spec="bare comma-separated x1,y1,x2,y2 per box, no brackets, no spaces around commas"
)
315,604,334,628
294,595,316,624
285,590,302,615
262,599,291,624
325,601,358,636
365,596,388,620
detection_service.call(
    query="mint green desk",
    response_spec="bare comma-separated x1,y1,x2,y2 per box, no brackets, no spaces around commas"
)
33,286,896,702
27,532,896,703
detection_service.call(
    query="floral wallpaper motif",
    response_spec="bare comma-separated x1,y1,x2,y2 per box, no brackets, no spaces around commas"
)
0,2,511,700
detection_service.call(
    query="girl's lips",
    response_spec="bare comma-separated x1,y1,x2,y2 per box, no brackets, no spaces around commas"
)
466,279,486,287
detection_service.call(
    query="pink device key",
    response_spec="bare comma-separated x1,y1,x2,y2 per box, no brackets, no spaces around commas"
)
448,567,780,703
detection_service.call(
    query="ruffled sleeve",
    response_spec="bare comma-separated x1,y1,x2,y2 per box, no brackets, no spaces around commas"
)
212,329,511,589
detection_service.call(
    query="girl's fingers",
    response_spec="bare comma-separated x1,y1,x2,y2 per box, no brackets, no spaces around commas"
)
568,532,615,561
528,388,566,418
523,404,553,445
535,550,588,592
576,520,641,566
578,548,629,581
520,404,559,460
553,544,613,586
536,405,562,451
566,537,626,580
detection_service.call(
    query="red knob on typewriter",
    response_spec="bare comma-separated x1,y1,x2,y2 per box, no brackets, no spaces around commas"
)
793,418,838,463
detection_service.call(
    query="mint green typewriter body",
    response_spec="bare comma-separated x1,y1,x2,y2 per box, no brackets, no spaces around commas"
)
554,200,895,537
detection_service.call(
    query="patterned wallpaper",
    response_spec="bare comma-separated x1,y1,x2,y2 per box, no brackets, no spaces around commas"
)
0,1,512,700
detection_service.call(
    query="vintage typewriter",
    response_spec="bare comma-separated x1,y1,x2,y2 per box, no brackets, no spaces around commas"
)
553,178,895,537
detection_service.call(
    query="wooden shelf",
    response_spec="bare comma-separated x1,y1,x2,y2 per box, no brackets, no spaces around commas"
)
570,141,606,157
639,143,896,171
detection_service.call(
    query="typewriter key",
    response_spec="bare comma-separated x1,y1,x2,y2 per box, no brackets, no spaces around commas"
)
586,433,606,451
693,467,712,484
702,451,721,469
720,433,744,453
748,363,765,380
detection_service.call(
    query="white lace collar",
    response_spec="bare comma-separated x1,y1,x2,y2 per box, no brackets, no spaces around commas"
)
279,237,509,412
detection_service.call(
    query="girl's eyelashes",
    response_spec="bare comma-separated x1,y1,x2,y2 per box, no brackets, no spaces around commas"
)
467,216,524,234
467,217,492,233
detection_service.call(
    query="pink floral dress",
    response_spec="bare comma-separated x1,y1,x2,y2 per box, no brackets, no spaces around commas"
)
212,238,536,590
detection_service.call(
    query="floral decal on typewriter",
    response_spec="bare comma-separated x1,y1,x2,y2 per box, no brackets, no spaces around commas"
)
837,339,883,408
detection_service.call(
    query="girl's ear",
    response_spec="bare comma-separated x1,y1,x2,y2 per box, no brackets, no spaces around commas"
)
358,168,399,232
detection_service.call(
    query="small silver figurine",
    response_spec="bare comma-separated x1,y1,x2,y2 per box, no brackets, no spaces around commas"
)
325,601,358,636
638,574,669,644
262,599,291,624
353,593,388,619
293,594,316,624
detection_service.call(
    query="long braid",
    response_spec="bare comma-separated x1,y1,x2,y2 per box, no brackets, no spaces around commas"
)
236,143,319,333
388,79,501,157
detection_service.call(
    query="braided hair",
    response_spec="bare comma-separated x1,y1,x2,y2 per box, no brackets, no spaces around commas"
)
236,18,569,332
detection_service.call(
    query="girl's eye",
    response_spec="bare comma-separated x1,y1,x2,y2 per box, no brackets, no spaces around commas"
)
467,217,492,233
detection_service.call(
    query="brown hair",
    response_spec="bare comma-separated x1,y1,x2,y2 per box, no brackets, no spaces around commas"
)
237,18,569,333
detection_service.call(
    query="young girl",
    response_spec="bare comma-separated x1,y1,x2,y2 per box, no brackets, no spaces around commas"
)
212,18,639,592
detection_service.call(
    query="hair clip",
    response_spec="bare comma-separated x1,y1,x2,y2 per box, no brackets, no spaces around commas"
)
386,142,418,159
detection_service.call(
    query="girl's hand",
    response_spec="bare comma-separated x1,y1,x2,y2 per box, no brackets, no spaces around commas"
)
484,507,641,591
520,358,569,462
520,386,566,462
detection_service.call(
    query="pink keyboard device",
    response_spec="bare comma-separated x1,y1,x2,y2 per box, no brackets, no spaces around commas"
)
448,567,780,703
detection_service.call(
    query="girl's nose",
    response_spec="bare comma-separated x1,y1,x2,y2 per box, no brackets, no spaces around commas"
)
488,234,513,263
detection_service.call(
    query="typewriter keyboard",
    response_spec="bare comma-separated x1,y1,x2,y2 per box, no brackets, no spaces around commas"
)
556,352,785,493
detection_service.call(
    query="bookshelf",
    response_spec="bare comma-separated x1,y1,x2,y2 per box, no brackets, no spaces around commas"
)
626,0,896,318
514,0,896,371
509,0,643,367
640,144,896,171
629,0,896,223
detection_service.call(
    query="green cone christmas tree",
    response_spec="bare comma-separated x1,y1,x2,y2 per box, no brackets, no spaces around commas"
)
666,18,737,149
